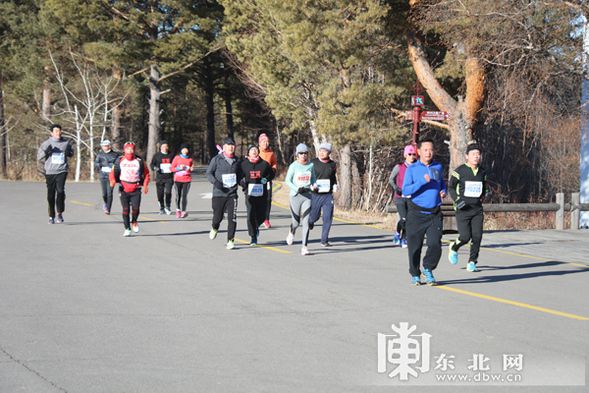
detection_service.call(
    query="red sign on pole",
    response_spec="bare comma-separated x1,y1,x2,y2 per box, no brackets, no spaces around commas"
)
411,95,425,106
420,111,449,121
405,111,449,121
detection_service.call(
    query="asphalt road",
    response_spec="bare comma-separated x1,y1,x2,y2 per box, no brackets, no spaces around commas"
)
0,176,587,393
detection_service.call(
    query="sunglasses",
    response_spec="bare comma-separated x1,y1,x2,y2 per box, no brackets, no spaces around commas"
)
407,153,416,156
298,152,308,155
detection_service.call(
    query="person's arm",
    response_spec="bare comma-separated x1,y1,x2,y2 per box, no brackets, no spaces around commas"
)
402,166,427,196
95,152,101,169
142,161,150,193
171,156,180,172
389,165,402,195
284,163,297,192
448,170,460,202
37,140,51,161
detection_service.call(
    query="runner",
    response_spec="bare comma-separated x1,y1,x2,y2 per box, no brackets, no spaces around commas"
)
285,143,317,256
150,140,174,215
258,133,278,228
37,124,74,224
109,142,149,237
94,140,119,215
171,143,194,218
240,144,275,245
402,138,447,286
309,142,338,247
448,143,489,272
388,145,417,248
206,137,241,250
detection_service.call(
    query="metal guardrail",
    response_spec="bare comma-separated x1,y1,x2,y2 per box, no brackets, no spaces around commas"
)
386,192,589,230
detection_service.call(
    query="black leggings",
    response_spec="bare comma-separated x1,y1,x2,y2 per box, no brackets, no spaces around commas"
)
119,187,141,230
175,182,191,212
45,172,67,218
212,196,237,241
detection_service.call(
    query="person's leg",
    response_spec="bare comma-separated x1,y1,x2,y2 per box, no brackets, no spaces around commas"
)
300,194,312,247
131,189,141,224
164,178,174,209
422,214,444,272
320,194,334,243
100,177,109,204
469,207,484,263
156,179,165,209
181,182,191,212
175,182,182,212
452,209,472,252
120,188,131,230
289,194,304,235
245,197,256,237
106,180,114,213
309,193,322,225
405,210,428,278
45,174,57,218
226,196,238,241
211,197,225,230
397,198,409,240
54,172,67,214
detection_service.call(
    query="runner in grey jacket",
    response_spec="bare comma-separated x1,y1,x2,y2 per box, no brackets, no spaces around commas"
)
206,137,242,250
36,124,74,224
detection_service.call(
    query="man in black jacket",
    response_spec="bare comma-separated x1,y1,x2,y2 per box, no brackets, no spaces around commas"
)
95,140,120,214
206,137,242,250
150,140,174,215
309,142,338,247
448,143,489,272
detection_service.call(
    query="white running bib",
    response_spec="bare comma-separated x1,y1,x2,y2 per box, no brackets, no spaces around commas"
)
101,166,112,173
464,181,483,198
51,153,65,165
294,171,311,187
222,173,237,187
160,163,171,173
316,179,331,193
248,183,264,197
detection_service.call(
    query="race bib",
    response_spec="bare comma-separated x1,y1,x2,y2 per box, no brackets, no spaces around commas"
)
248,183,264,197
464,181,483,198
316,179,331,193
101,166,112,173
222,173,237,188
160,163,172,173
51,153,65,165
294,171,311,187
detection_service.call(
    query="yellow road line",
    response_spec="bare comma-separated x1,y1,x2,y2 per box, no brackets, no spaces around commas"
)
71,200,93,207
234,238,292,253
439,286,589,321
138,216,168,223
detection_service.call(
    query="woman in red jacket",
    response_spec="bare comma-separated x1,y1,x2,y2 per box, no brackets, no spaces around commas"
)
171,144,194,218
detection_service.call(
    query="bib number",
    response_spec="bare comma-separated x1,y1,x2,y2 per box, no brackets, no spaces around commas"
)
294,171,311,187
316,179,331,193
464,181,483,198
248,183,264,197
51,153,65,165
160,163,171,173
101,166,112,173
222,173,237,188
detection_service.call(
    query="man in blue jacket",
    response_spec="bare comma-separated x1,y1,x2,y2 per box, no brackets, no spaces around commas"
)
402,138,447,286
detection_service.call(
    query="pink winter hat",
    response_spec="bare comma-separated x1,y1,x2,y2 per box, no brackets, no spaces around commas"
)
404,145,416,157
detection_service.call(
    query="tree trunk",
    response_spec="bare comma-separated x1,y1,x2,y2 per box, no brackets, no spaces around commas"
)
43,64,52,122
147,64,161,173
225,71,234,139
338,143,353,211
407,32,485,172
204,60,217,161
0,66,6,178
111,105,122,151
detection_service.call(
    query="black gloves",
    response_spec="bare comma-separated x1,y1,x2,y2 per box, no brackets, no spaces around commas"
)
484,192,492,202
214,180,224,191
297,187,309,194
44,145,53,158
